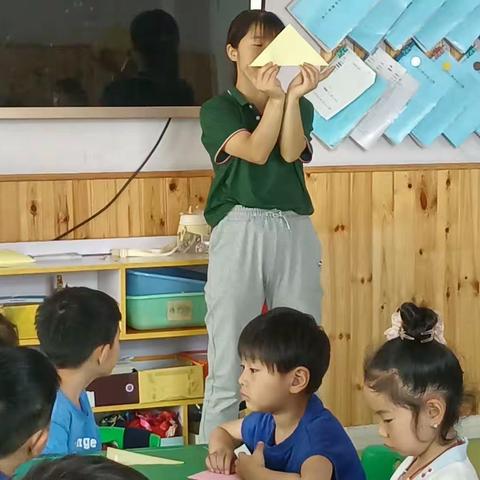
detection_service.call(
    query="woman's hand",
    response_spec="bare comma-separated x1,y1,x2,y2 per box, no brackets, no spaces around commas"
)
248,62,285,100
287,63,334,100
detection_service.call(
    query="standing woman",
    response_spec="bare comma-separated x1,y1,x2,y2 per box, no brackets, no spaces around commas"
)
199,10,328,441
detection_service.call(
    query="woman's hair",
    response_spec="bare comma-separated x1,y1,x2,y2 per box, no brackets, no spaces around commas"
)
364,303,464,444
226,10,285,49
226,10,284,81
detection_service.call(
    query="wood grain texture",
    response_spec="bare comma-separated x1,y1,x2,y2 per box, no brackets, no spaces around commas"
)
1,167,479,424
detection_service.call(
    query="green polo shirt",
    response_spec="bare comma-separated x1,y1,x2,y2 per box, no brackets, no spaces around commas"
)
200,87,315,227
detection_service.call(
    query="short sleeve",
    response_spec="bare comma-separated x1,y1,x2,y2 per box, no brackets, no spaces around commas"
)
241,412,263,452
299,97,314,163
305,416,365,480
42,419,69,456
200,96,248,166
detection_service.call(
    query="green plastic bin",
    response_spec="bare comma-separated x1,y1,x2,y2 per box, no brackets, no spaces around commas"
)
126,292,207,330
361,440,480,478
100,426,161,449
361,445,404,480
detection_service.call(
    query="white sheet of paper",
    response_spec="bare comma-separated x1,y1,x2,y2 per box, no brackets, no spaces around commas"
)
305,47,376,120
234,444,251,456
350,48,419,149
250,24,327,67
106,447,183,466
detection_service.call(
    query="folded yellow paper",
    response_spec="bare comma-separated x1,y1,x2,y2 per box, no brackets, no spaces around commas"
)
106,447,183,466
0,250,35,267
250,24,327,67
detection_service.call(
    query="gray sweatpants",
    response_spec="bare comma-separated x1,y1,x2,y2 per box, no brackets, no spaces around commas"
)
199,206,322,442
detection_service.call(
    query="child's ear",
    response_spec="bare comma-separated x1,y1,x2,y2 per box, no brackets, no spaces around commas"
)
226,44,238,62
425,397,446,429
96,343,111,366
290,367,310,394
28,428,49,458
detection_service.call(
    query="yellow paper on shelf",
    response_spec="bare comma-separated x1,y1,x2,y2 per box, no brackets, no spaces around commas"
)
250,25,327,67
106,447,183,466
0,250,35,267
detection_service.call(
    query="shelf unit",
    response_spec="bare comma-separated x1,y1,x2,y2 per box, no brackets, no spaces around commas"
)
0,251,208,444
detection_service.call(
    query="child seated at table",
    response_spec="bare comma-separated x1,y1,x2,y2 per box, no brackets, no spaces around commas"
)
36,287,121,455
207,307,366,479
0,347,59,480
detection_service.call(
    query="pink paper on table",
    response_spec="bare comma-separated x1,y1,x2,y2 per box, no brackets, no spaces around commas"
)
188,471,240,480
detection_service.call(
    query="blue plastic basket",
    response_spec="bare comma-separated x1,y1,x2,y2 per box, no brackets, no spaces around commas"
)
126,268,206,296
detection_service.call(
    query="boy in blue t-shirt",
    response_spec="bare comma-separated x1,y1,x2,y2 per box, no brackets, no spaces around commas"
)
36,287,121,455
0,347,59,479
207,308,366,480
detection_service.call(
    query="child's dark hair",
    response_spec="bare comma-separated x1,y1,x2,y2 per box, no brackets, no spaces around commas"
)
0,312,19,347
0,347,59,458
23,455,148,480
238,307,330,394
364,303,463,444
36,287,121,369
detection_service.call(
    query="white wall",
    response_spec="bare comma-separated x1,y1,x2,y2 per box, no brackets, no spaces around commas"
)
0,118,478,174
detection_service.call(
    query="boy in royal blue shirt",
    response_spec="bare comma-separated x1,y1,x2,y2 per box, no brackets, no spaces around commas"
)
207,308,366,480
0,347,59,480
36,287,121,455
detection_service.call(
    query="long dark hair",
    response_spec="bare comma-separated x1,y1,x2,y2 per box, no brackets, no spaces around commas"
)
364,303,464,444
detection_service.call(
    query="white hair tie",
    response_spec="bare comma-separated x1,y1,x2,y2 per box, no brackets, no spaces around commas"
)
384,311,447,344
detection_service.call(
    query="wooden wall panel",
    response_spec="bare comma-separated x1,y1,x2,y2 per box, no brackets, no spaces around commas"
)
1,167,479,425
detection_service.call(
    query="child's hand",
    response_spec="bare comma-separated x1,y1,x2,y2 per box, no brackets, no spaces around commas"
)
249,63,285,100
235,442,265,479
206,447,236,475
287,63,334,99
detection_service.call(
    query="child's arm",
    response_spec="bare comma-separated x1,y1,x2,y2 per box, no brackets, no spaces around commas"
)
237,444,333,480
279,64,332,163
206,418,244,475
224,63,285,165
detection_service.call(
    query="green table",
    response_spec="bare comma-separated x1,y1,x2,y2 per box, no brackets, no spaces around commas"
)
16,445,209,480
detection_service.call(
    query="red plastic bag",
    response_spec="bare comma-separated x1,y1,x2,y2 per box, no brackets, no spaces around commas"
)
126,410,178,438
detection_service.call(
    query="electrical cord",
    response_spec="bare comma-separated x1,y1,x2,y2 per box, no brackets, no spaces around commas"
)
54,118,172,241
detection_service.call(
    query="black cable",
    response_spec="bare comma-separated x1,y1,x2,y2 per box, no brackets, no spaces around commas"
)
54,118,172,241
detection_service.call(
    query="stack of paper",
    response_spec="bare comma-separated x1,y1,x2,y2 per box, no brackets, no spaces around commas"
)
384,44,455,144
250,25,327,67
414,0,480,52
350,48,419,149
0,250,35,267
446,5,480,53
443,49,480,146
306,47,376,120
349,0,412,53
385,0,447,51
312,73,388,148
288,0,381,51
412,51,480,146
